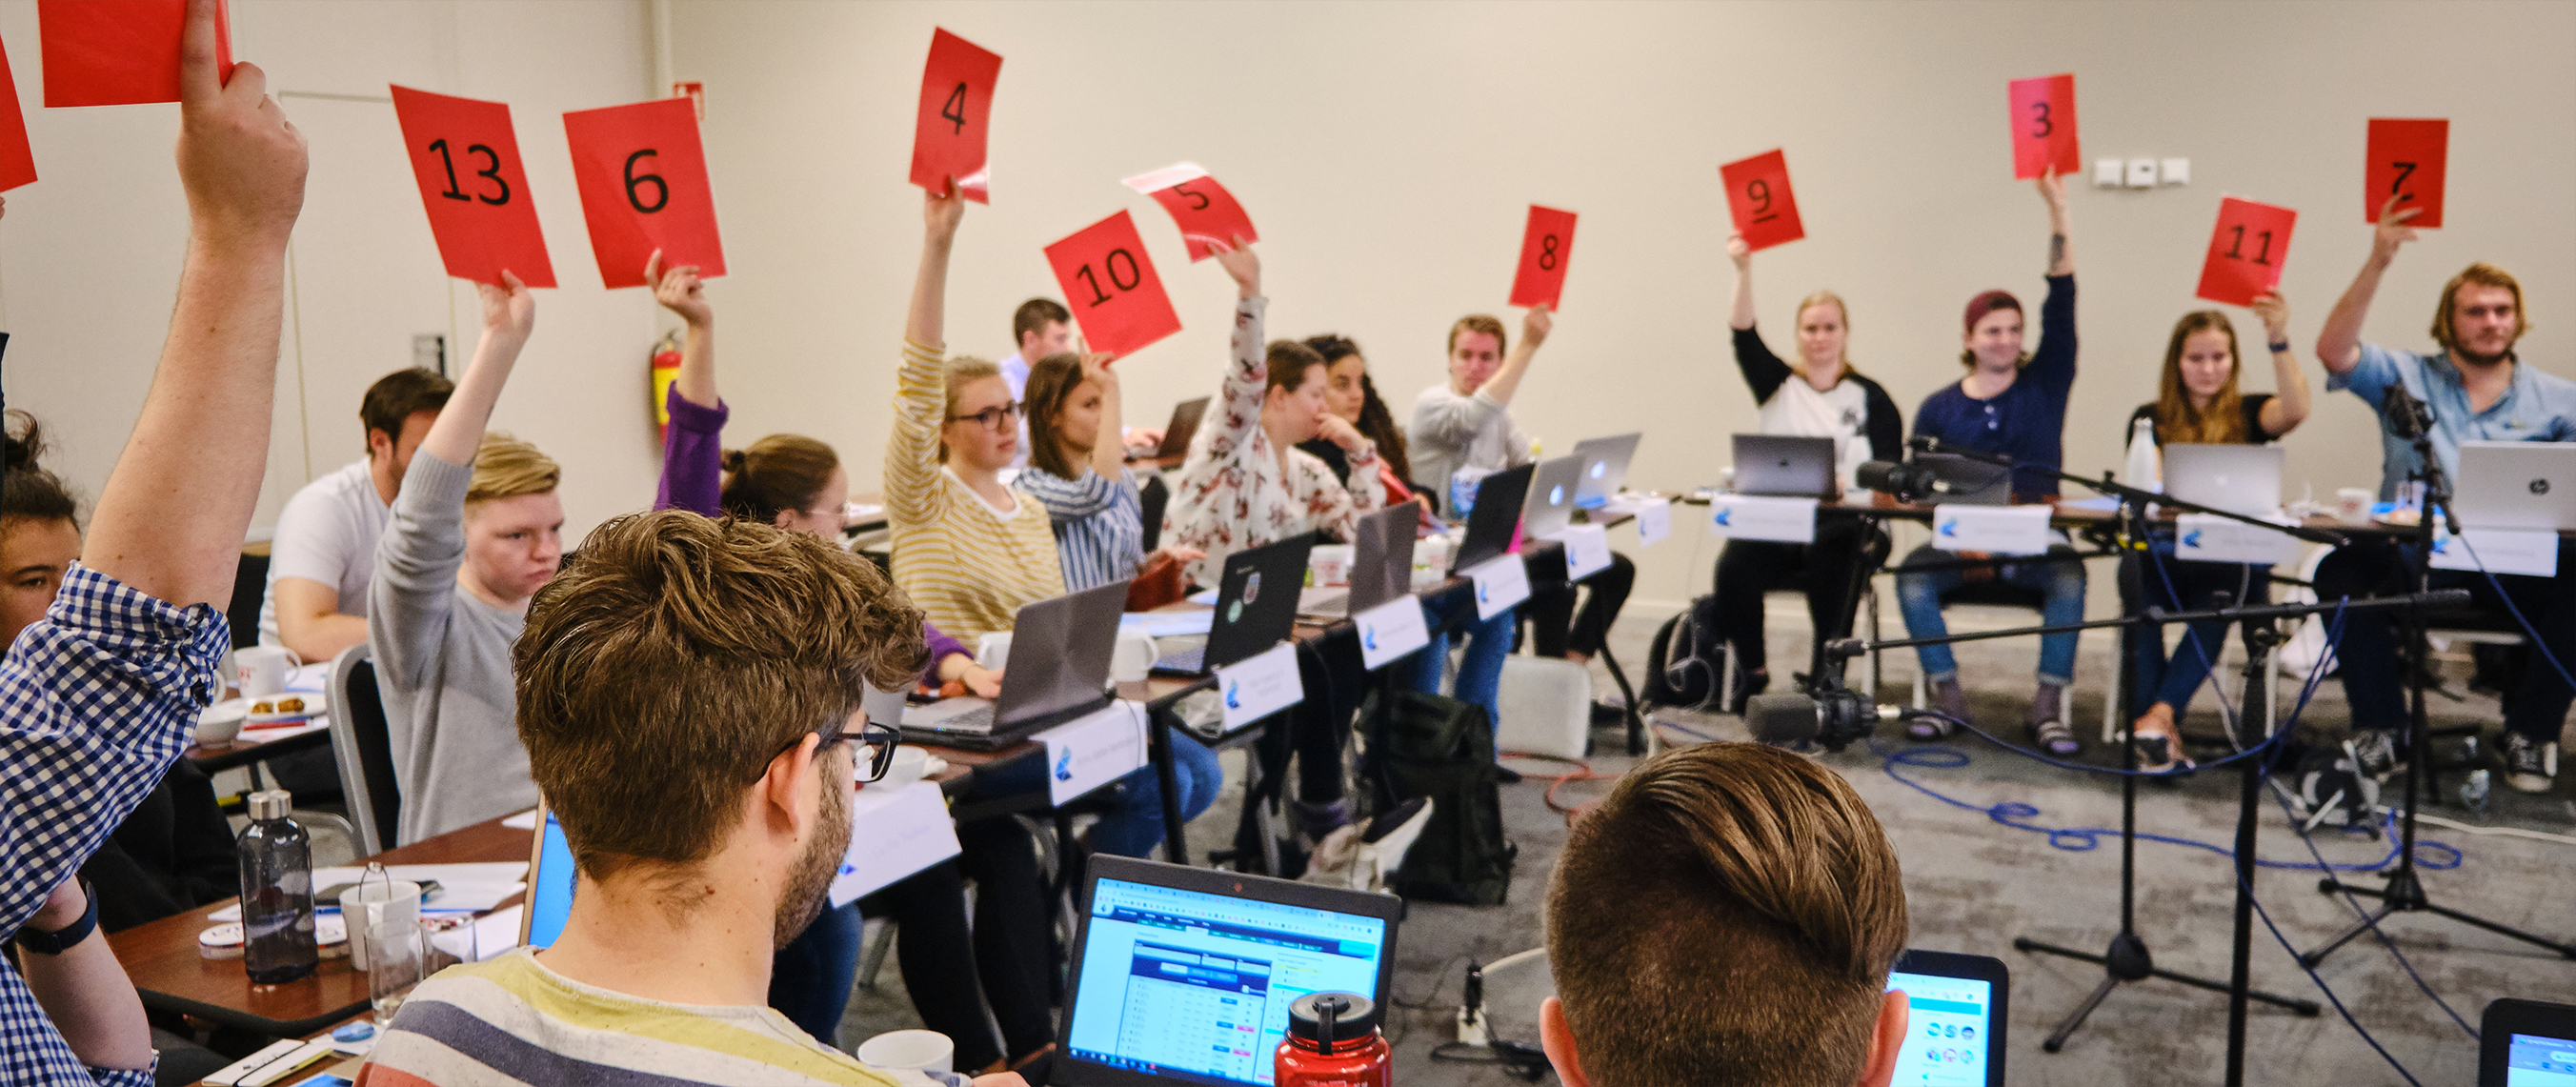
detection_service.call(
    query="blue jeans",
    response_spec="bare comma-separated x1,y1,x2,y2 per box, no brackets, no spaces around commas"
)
2124,541,2267,716
1089,734,1223,856
1407,591,1512,730
1895,543,2085,687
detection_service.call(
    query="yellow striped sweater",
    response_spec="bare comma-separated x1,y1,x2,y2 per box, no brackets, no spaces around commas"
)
885,338,1066,641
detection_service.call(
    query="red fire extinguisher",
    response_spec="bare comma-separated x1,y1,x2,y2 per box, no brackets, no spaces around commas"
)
650,331,681,442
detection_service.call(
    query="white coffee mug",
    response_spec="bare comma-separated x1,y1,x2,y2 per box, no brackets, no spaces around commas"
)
856,1029,954,1074
236,645,301,699
2336,487,2373,524
1309,544,1356,588
1112,631,1157,684
877,745,932,791
975,633,1012,673
340,879,422,972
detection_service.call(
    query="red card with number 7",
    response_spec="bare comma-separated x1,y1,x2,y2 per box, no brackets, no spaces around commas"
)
0,38,37,192
2008,73,2079,180
38,0,232,107
1043,211,1181,358
1720,151,1804,252
391,85,556,288
1122,163,1257,262
564,97,725,289
1508,205,1577,310
2195,197,2297,307
2365,118,2445,229
910,29,1000,204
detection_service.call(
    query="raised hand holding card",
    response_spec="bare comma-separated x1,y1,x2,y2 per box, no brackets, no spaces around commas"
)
1509,204,1577,309
1043,210,1181,358
2007,73,2079,180
392,85,555,288
1122,163,1257,262
1720,150,1804,252
2195,196,2296,307
2365,118,2446,229
910,28,999,203
0,39,35,191
563,97,724,288
38,0,231,108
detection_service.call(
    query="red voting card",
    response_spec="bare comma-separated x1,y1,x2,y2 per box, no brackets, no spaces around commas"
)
2008,73,2079,180
2195,197,2297,307
564,97,725,289
910,29,1000,204
38,0,232,108
0,38,37,192
1043,211,1181,359
391,85,556,288
2365,118,2446,229
1508,205,1577,310
1719,150,1804,252
1122,164,1257,262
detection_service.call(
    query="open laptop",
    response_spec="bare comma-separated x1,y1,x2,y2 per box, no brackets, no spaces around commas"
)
1733,434,1838,498
1134,396,1212,460
1885,949,2009,1087
1056,856,1403,1087
1153,535,1313,676
520,798,576,951
2164,443,2283,516
1298,506,1418,621
903,580,1129,750
2453,441,2576,530
1452,463,1536,573
2482,997,2576,1085
1911,453,2013,506
1521,454,1586,539
1572,433,1643,510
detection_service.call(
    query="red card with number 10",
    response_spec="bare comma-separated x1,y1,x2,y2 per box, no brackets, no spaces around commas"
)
1509,205,1577,310
1043,211,1181,358
564,97,725,288
2365,118,2446,229
1720,150,1804,252
2195,197,2296,307
910,29,1000,204
391,85,556,288
2008,73,2079,180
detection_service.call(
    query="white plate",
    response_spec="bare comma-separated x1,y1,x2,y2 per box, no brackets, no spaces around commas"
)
243,688,329,725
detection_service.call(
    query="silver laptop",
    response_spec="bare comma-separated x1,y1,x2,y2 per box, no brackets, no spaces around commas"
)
1733,434,1838,498
1572,433,1642,509
2453,441,2576,530
2164,443,2283,516
901,580,1129,749
1298,506,1419,620
1522,454,1585,539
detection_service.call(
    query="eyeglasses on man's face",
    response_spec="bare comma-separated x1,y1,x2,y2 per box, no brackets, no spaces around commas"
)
948,401,1025,432
762,719,903,784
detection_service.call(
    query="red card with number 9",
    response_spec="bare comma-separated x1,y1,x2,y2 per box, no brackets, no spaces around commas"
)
1122,164,1258,262
392,86,554,288
911,29,1000,204
564,97,725,289
2008,73,2079,180
2195,197,2296,307
1043,211,1181,359
1720,150,1804,252
2365,118,2445,229
1509,205,1577,310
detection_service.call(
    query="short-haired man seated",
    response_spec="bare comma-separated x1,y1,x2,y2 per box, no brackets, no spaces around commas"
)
358,512,1021,1087
1540,742,1912,1087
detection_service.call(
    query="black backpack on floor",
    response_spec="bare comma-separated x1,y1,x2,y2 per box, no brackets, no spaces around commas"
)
1644,594,1727,710
1362,690,1514,906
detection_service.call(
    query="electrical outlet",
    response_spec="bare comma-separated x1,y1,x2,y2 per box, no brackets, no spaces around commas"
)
2125,158,2159,189
2092,159,2124,188
2160,157,2191,186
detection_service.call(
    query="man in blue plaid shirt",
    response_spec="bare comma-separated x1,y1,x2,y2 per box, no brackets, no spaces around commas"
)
1,3,308,1082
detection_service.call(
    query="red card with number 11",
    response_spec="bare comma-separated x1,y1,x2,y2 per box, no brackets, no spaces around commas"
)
1508,205,1577,309
2195,197,2296,307
1043,211,1181,358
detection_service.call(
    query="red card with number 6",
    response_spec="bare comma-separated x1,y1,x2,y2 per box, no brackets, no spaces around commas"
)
1043,211,1181,358
911,29,1000,204
564,97,725,289
2195,197,2296,307
1122,163,1257,262
38,0,232,108
0,38,37,192
1720,150,1804,252
1509,205,1577,310
2008,73,2079,180
2365,118,2445,229
392,85,555,288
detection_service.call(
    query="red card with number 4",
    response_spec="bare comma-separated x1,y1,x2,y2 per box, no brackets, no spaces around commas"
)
1122,164,1257,262
2195,197,2296,307
911,29,1000,204
2365,118,2445,229
391,85,556,288
1720,151,1803,252
38,0,232,108
564,97,725,289
2008,73,2079,180
0,39,36,192
1043,211,1181,358
1509,205,1577,310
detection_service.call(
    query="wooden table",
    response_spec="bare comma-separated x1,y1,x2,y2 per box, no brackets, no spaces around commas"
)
185,723,332,776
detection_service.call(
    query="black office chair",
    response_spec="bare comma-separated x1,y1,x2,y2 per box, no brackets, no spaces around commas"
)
327,643,404,856
1138,473,1170,553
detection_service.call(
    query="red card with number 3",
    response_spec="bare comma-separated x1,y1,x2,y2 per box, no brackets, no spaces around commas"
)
1509,205,1577,310
1720,150,1804,252
38,0,232,107
564,97,725,289
2008,73,2079,180
1043,211,1181,359
2195,197,2296,307
2365,118,2446,229
0,39,36,192
1122,164,1257,262
911,29,1000,204
391,85,556,288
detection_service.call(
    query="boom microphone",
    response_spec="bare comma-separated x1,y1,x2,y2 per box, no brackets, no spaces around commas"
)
1855,459,1953,503
2381,383,2434,441
1745,687,1903,753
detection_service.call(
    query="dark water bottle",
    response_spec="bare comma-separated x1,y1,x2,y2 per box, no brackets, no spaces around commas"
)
237,790,317,984
1275,992,1390,1087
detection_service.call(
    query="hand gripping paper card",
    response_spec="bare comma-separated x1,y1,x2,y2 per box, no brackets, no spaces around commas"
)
1508,204,1576,309
1122,163,1257,262
910,29,1000,203
2195,196,2296,307
2365,118,2446,229
1720,150,1804,252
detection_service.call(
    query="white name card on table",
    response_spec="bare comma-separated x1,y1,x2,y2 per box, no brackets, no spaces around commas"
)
1465,555,1533,619
1548,524,1613,580
1632,497,1672,546
1930,504,2053,555
2174,514,2303,566
1707,494,1818,544
2429,525,2560,577
1355,596,1432,671
1037,701,1152,807
829,779,963,907
1217,641,1304,732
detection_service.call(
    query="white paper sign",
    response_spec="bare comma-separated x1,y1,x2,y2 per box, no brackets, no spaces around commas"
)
2174,514,2302,566
1465,555,1533,619
1707,494,1819,544
1930,504,2053,555
1548,524,1613,580
1355,596,1432,671
829,779,963,907
2429,525,2561,577
1216,642,1304,731
1633,497,1672,546
1036,701,1151,807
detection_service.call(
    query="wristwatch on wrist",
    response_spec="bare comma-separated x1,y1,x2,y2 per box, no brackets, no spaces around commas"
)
2268,338,2292,353
12,877,99,956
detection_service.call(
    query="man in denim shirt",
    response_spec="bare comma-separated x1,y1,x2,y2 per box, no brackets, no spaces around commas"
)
2310,198,2576,795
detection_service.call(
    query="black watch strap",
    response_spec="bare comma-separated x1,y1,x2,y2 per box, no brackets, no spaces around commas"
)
12,877,99,956
2268,339,2293,353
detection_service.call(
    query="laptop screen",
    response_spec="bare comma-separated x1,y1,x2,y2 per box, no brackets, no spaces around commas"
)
1064,876,1392,1087
1885,968,1995,1085
2509,1033,2576,1085
524,810,576,950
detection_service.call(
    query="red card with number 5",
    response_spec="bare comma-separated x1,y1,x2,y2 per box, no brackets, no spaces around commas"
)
0,38,37,192
392,85,555,288
39,0,233,107
2008,73,2079,180
564,97,725,289
1720,151,1804,252
1122,163,1257,262
911,29,1000,204
1509,205,1577,310
2365,118,2445,229
2195,197,2296,307
1043,211,1181,358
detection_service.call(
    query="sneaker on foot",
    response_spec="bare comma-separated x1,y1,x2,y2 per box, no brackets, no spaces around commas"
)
2345,728,2405,782
2503,733,2558,795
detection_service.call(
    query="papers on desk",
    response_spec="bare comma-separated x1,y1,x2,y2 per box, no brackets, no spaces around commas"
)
501,808,540,830
210,860,527,922
1123,610,1214,638
829,780,961,907
433,904,523,962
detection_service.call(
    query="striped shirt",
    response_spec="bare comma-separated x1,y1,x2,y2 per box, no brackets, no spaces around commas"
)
886,339,1067,641
1018,465,1145,592
356,950,957,1087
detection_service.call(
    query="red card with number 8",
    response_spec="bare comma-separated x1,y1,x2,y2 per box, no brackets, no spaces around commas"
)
564,97,725,289
2365,118,2445,229
1122,164,1258,262
1720,151,1804,252
38,0,232,108
1043,211,1181,358
2195,197,2296,307
1509,205,1577,310
911,29,1000,204
392,85,556,288
2008,73,2079,180
0,38,37,192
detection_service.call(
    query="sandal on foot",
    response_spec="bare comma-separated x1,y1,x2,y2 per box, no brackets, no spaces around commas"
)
1906,715,1960,741
2029,716,2080,756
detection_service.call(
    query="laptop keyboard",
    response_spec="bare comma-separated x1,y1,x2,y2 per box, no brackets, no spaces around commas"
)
914,703,996,735
1299,589,1349,617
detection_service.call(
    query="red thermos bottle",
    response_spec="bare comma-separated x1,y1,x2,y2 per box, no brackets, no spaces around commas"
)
1274,992,1390,1087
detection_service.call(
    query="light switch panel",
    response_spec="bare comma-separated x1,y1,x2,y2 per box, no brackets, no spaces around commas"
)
2160,157,2190,186
2125,158,2159,188
2093,158,2125,188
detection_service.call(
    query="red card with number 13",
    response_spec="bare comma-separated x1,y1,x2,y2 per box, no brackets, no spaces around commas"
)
1509,205,1577,309
910,29,1000,203
1043,211,1181,358
1720,150,1804,251
2365,118,2445,229
2195,197,2296,307
391,85,556,288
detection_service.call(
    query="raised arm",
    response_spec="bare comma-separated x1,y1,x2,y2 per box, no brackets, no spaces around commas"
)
2040,170,2073,277
649,252,728,515
421,274,535,468
907,188,965,352
886,191,967,526
1726,231,1756,331
2248,292,2310,437
652,250,715,409
1477,304,1552,407
1084,352,1126,480
2025,172,2079,396
1201,238,1268,462
2316,197,2419,375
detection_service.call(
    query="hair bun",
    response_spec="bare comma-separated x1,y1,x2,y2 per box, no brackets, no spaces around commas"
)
720,449,748,473
3,410,42,472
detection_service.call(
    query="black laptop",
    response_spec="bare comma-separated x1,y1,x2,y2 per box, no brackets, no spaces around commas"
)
1733,433,1839,498
1452,463,1536,573
1134,396,1212,460
1153,535,1314,676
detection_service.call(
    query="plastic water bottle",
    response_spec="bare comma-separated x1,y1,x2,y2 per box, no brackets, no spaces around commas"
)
1275,993,1390,1087
2123,416,2162,493
237,790,317,984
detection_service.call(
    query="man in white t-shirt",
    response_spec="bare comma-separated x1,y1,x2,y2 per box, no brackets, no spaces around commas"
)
257,367,452,663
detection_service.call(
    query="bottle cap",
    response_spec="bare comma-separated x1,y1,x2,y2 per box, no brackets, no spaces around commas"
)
248,790,292,820
1286,992,1379,1047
